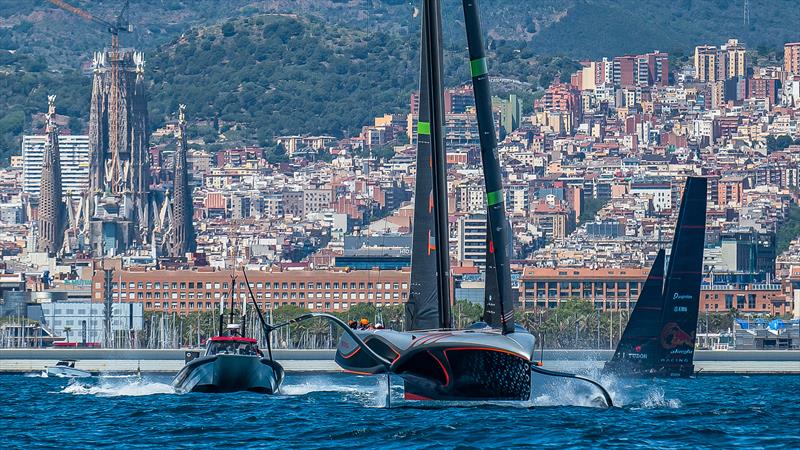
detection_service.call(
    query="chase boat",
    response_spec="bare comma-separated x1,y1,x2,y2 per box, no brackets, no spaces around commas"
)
171,332,284,394
172,275,285,394
45,360,91,378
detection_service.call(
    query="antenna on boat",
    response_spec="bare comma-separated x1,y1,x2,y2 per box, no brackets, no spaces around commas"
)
229,274,237,334
218,280,225,336
242,267,274,361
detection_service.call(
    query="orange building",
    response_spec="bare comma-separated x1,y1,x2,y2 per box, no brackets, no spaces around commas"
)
518,267,649,311
700,284,791,315
92,269,410,314
785,42,800,75
717,176,745,207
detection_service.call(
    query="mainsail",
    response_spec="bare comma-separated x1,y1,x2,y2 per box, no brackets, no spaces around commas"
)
606,176,707,377
657,176,707,372
406,0,452,331
463,0,515,334
607,249,666,370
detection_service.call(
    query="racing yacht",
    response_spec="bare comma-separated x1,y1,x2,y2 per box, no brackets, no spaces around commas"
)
292,0,612,406
605,177,708,377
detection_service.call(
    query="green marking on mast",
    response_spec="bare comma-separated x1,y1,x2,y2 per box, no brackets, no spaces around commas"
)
486,190,503,206
418,121,431,135
470,57,488,77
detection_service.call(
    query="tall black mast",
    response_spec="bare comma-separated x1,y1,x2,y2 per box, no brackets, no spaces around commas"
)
405,4,440,331
462,0,515,334
425,0,452,329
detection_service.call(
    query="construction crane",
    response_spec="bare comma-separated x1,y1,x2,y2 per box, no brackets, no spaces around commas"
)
46,0,132,48
47,0,133,187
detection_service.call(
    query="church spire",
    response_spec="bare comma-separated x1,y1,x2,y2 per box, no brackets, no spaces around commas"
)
167,104,195,257
36,95,66,255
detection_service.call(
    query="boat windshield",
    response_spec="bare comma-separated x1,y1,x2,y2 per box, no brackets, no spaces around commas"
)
206,340,261,356
55,361,75,367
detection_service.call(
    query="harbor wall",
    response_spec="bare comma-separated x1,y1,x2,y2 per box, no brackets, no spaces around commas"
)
1,349,798,374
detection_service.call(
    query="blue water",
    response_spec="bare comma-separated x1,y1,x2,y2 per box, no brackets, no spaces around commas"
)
2,372,798,448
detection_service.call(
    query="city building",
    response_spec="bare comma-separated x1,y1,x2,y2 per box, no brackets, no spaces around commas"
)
519,267,649,310
40,301,144,344
700,283,789,315
456,213,487,266
91,268,411,314
785,42,800,75
694,45,719,83
22,134,89,196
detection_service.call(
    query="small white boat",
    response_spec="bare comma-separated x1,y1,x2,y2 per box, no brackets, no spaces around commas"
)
46,360,91,378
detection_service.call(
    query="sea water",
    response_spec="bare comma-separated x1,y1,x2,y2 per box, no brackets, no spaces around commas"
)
1,372,798,448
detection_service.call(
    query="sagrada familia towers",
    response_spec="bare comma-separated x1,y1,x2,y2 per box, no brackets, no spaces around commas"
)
36,96,66,255
34,47,195,260
166,104,196,257
86,49,152,256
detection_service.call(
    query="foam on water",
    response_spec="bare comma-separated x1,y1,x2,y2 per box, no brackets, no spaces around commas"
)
60,378,175,397
637,387,682,409
24,371,48,378
280,375,371,396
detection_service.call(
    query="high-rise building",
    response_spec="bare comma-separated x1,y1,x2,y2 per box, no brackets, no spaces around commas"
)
696,40,748,83
87,50,152,257
613,55,637,87
456,213,487,266
35,96,66,255
785,42,800,75
22,135,89,196
492,94,522,135
722,39,747,79
167,105,195,258
645,51,670,86
694,45,719,83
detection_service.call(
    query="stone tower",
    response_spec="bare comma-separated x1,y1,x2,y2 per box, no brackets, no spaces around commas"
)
36,95,66,255
168,104,195,257
86,50,152,257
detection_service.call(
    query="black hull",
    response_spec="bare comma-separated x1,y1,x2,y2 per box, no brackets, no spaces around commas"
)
171,354,285,394
335,329,535,401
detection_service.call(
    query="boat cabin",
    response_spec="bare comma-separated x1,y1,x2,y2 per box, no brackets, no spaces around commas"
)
55,360,77,368
206,336,262,357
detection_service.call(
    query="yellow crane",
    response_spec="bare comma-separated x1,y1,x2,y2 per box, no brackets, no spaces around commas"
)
46,0,133,186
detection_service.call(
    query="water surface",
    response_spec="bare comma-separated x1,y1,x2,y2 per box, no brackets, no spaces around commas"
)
1,372,797,448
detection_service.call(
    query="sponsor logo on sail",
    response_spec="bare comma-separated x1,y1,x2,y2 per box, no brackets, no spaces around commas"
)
660,322,694,349
672,293,693,301
674,306,687,312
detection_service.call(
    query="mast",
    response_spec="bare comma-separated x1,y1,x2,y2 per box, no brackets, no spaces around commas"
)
425,0,452,329
406,0,452,330
462,0,515,334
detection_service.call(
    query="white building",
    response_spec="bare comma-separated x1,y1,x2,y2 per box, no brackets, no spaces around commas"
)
631,181,672,212
456,213,486,266
40,301,144,344
22,135,90,196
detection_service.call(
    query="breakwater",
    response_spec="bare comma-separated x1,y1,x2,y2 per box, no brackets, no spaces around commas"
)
1,348,798,374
